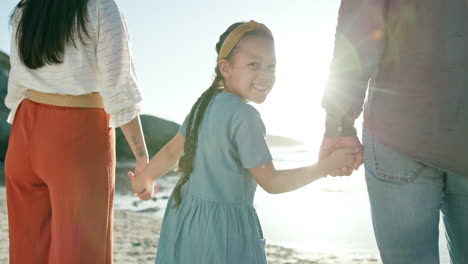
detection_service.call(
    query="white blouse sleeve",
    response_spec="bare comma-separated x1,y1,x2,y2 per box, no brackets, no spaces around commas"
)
109,104,141,128
93,0,142,128
5,12,27,124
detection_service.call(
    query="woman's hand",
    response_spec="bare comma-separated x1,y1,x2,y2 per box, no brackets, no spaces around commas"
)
135,157,149,175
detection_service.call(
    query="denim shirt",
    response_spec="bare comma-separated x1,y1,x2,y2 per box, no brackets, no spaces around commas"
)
322,0,468,176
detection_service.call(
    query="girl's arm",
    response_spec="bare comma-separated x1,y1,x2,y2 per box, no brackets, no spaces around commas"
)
128,132,185,194
249,148,356,194
120,116,149,173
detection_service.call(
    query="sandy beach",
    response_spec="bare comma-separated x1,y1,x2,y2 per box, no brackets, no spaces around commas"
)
0,187,380,264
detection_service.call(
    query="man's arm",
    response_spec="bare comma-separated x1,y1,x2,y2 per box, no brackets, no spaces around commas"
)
323,0,388,132
320,0,388,174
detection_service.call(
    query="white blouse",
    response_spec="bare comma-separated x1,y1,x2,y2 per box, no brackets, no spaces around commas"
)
6,0,142,128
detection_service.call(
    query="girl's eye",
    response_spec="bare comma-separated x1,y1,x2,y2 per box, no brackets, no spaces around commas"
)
249,62,260,68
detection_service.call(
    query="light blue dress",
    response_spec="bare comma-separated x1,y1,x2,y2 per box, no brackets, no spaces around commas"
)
155,92,272,264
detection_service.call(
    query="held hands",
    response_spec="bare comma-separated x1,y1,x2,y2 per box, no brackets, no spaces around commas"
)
319,135,363,176
127,170,159,201
322,147,358,175
127,159,159,201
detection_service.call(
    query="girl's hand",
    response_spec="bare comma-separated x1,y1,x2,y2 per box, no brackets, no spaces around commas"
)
324,147,357,175
127,171,156,201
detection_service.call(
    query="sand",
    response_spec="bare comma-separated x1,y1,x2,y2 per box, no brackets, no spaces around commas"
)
0,187,380,263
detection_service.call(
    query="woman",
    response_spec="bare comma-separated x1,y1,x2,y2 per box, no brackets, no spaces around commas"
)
4,0,151,263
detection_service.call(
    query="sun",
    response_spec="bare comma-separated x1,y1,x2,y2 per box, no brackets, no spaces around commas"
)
258,35,333,144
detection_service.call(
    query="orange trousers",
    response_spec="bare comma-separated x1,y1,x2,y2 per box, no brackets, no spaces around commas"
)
5,99,116,264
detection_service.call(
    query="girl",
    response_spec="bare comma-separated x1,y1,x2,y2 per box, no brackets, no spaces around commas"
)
5,0,148,263
128,21,355,264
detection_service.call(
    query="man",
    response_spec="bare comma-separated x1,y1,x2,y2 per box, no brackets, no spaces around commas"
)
319,1,468,263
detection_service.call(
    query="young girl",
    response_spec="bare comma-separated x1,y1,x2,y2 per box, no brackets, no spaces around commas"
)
128,20,356,264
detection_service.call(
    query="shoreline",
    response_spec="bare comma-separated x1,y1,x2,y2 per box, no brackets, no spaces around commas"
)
0,186,380,263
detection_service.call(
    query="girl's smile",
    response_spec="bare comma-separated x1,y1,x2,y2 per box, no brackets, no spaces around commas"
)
219,34,276,104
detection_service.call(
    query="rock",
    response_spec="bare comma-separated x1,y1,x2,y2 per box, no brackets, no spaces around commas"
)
266,135,305,147
115,115,180,161
0,51,10,73
0,162,4,187
131,242,141,247
136,207,160,213
0,51,11,184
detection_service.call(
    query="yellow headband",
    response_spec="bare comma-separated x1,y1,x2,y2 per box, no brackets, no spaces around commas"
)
217,20,273,61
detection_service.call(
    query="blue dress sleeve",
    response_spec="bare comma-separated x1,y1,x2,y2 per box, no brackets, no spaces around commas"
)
179,114,189,137
233,105,273,168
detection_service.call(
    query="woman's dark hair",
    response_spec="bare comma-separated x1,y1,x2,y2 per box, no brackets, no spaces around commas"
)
11,0,90,69
172,22,273,208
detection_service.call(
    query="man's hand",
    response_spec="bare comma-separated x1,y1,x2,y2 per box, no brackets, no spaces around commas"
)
319,135,363,176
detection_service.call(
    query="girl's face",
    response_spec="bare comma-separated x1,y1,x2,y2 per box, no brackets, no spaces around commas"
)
220,35,276,104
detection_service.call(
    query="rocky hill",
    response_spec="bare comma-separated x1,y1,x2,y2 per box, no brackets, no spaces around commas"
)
115,115,179,161
0,51,11,163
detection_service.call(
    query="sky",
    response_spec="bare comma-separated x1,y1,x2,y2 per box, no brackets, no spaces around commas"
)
0,0,342,145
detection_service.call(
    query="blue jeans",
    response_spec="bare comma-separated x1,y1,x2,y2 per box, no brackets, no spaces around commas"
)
363,127,468,264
